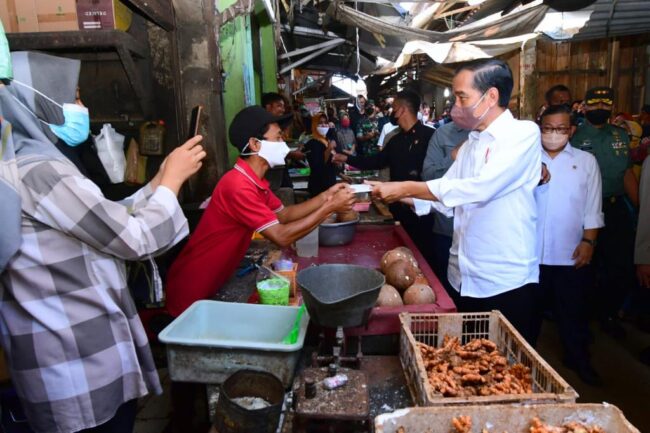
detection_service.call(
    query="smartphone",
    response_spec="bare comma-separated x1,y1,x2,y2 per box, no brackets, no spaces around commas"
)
188,105,204,140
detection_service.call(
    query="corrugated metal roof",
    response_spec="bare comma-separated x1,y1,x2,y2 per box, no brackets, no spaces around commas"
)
573,0,650,40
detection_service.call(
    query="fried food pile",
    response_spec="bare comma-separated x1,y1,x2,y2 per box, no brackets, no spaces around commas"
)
417,336,533,397
529,417,605,433
446,416,606,433
396,416,606,433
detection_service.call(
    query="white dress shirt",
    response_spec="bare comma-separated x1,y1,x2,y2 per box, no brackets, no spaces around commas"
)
377,122,399,148
413,110,541,298
535,144,604,266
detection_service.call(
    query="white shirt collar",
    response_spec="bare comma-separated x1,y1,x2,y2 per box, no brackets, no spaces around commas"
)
542,142,575,159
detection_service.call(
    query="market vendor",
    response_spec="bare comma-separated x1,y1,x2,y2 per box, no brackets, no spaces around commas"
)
165,106,355,317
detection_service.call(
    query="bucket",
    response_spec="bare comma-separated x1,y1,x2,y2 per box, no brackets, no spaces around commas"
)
213,370,284,433
257,278,290,305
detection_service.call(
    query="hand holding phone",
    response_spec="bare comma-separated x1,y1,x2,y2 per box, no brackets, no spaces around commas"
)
188,105,204,140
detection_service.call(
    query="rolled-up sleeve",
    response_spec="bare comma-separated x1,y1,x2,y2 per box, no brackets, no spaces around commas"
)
583,154,605,229
413,198,453,218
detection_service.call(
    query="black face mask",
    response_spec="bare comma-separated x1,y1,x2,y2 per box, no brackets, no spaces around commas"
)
585,109,611,126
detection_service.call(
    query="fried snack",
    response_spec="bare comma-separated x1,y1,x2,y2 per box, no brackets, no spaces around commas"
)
451,415,472,433
417,336,533,398
530,416,606,433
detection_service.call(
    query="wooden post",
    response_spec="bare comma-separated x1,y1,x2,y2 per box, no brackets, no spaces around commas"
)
519,38,537,121
172,0,229,202
608,38,620,90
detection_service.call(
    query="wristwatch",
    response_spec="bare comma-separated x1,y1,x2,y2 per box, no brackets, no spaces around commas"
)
581,238,596,247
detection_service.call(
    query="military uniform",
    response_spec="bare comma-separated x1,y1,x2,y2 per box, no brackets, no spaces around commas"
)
572,121,636,325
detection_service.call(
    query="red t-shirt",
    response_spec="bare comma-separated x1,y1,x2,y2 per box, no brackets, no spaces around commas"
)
165,159,283,316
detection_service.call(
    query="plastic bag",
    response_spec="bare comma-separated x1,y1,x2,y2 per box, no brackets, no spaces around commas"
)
94,123,126,183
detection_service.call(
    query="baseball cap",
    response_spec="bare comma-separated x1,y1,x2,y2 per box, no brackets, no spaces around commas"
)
585,87,614,106
229,106,293,152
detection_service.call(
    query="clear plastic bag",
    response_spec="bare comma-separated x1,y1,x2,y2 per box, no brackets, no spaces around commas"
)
94,123,126,183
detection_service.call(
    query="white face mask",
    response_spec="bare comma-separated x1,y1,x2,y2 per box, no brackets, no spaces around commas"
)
316,126,330,137
242,139,290,168
541,132,569,151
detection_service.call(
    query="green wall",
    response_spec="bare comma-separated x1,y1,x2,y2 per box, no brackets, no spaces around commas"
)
219,2,278,166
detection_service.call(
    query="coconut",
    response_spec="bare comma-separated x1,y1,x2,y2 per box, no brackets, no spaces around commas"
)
393,246,415,258
376,284,403,307
385,259,418,292
414,273,429,286
403,284,437,305
380,248,418,273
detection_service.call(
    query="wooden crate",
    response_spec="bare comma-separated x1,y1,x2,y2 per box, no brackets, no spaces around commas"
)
399,311,577,407
375,403,640,433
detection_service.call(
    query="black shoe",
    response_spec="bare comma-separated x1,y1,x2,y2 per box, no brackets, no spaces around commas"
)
600,317,627,339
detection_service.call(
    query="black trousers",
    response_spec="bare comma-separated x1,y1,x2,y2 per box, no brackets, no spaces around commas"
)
594,198,637,320
430,233,453,296
533,265,593,365
455,283,538,346
390,203,436,266
79,399,137,433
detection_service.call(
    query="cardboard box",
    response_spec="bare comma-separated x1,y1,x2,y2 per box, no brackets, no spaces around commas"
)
36,0,78,31
76,0,131,31
0,0,40,33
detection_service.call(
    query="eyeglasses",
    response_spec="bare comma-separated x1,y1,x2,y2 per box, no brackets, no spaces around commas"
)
541,126,571,134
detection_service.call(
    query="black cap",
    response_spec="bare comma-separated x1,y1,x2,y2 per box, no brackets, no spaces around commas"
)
585,87,614,106
229,106,293,151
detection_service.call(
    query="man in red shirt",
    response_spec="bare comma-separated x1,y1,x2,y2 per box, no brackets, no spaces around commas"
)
166,106,354,316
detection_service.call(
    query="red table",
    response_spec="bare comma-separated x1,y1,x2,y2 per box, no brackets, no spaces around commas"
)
283,224,456,336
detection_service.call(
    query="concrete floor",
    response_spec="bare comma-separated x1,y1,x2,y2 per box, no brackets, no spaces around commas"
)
535,319,650,432
134,320,650,433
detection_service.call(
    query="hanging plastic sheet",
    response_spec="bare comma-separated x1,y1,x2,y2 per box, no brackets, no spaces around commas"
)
326,1,548,44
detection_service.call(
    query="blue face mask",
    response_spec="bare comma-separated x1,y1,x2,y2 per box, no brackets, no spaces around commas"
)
48,103,90,146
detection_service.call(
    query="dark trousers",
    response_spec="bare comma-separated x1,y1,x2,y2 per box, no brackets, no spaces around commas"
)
455,283,538,346
390,203,436,266
79,399,137,433
594,198,636,320
533,265,592,365
430,233,453,297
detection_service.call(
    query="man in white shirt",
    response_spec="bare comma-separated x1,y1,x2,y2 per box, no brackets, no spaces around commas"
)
369,59,542,343
533,105,604,385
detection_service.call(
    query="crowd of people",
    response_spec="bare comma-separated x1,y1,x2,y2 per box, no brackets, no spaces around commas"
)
2,23,650,431
260,60,650,387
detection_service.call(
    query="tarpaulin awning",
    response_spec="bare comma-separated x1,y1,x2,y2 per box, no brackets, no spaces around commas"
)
375,33,539,74
326,1,549,44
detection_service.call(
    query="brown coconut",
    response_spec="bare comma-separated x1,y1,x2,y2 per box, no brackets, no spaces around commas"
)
403,284,437,305
376,284,403,307
380,249,418,273
413,273,429,286
385,260,418,292
393,246,415,258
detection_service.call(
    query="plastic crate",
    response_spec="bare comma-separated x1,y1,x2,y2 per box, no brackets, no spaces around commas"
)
399,311,577,406
375,403,640,433
158,300,309,388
